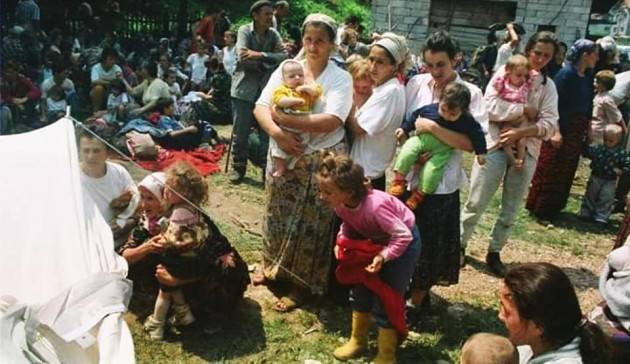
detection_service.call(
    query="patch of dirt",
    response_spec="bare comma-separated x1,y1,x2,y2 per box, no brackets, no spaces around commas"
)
435,236,606,314
207,185,263,236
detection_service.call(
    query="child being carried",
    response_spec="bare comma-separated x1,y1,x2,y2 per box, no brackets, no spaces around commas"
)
45,85,67,123
491,54,538,168
391,82,486,210
143,162,210,340
270,60,322,177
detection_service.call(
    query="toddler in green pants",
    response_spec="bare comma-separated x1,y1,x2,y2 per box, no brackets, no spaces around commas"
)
390,82,487,209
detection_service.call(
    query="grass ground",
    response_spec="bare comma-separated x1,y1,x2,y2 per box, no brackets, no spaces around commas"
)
122,125,620,363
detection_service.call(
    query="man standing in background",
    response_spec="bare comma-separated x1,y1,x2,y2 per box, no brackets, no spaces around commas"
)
229,1,287,183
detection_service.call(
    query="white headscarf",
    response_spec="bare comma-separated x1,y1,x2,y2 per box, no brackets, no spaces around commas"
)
302,13,338,38
138,172,166,204
373,32,410,69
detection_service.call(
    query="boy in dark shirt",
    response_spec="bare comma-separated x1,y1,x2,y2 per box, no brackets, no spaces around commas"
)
390,82,486,210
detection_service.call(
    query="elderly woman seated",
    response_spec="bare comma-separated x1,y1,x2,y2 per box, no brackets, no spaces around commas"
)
589,241,630,363
117,172,249,325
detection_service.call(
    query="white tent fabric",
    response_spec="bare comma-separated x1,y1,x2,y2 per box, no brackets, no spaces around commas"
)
0,118,135,363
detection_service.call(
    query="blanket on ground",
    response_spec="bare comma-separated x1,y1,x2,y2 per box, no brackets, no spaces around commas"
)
135,144,225,176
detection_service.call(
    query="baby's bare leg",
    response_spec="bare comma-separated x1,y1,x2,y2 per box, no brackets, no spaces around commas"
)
514,139,526,169
272,157,287,177
502,144,518,165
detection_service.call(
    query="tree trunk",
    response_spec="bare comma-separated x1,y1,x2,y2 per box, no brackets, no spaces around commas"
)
177,0,189,40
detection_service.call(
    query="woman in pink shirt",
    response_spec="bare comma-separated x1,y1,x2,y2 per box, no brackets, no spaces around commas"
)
317,151,421,364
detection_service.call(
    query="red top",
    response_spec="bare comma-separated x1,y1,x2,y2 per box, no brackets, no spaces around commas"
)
1,74,41,104
195,15,215,45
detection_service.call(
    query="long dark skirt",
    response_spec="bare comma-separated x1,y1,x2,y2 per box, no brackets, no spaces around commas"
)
526,114,589,218
411,190,461,290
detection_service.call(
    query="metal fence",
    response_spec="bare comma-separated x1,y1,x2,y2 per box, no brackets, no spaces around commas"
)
64,14,199,39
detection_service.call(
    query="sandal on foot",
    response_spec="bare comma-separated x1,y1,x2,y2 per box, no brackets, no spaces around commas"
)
273,296,300,313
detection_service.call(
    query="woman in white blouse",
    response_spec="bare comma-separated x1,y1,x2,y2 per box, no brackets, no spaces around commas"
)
460,32,560,277
405,31,489,308
347,32,408,190
253,14,353,311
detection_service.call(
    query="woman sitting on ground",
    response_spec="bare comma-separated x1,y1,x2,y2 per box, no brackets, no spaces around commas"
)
180,56,232,126
118,172,250,317
124,61,171,117
499,262,610,363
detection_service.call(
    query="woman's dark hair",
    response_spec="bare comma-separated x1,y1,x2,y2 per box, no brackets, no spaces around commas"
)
487,31,497,44
422,30,458,60
524,31,559,85
316,151,369,205
141,61,158,78
154,97,174,113
504,263,610,364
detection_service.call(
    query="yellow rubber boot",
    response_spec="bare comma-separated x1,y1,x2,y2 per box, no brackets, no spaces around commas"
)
333,311,371,361
373,327,398,364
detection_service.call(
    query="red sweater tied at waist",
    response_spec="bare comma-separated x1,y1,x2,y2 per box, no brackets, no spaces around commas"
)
335,235,408,340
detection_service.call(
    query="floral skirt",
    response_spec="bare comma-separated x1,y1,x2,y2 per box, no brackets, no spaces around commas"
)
262,141,347,295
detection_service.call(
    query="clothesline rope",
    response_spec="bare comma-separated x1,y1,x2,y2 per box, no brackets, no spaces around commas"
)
66,108,315,290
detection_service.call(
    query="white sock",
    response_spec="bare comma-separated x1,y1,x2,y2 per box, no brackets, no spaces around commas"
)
153,290,171,322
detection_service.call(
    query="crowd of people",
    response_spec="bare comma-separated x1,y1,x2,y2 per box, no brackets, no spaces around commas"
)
4,0,630,363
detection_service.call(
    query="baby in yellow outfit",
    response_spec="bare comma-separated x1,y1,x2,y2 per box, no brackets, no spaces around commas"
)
271,60,322,177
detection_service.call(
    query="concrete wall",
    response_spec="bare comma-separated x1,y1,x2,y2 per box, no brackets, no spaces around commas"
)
372,0,593,54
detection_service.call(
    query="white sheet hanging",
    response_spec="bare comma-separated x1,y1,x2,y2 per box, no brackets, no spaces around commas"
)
0,118,135,363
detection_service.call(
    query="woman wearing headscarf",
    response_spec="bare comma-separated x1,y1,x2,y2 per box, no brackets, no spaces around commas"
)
526,39,599,220
253,13,353,311
117,172,168,294
347,32,408,190
118,172,250,319
125,61,171,117
595,36,621,74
